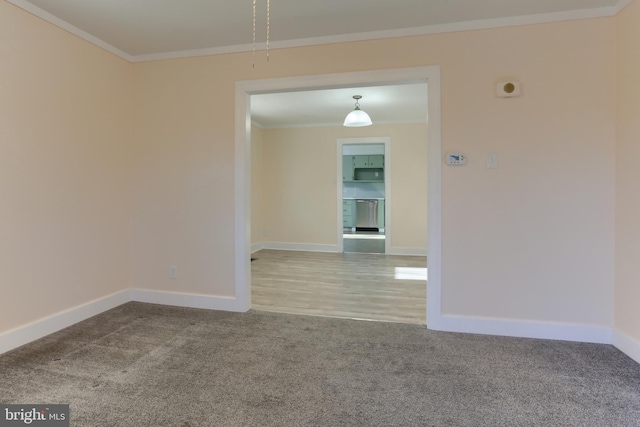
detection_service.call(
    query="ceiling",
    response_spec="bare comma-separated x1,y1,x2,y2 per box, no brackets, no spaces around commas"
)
8,0,627,127
251,83,427,129
8,0,628,61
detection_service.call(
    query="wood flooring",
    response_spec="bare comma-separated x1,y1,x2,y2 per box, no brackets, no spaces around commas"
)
251,249,427,324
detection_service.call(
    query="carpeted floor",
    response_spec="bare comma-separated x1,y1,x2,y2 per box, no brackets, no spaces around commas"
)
1,302,639,426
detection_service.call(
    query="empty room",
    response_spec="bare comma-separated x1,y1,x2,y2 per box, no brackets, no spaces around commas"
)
1,0,640,425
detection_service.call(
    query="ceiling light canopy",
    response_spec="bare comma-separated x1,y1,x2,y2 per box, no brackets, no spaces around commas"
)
343,95,372,127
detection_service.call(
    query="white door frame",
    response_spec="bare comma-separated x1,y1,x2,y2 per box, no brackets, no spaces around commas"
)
234,66,442,327
337,138,391,254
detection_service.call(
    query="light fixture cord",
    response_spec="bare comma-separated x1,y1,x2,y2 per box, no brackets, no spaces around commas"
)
252,0,256,68
266,0,270,62
252,0,271,67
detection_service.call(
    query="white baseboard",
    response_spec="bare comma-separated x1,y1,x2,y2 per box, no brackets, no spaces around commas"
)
429,314,613,344
262,242,339,253
0,289,132,355
4,288,638,366
131,289,245,312
251,242,265,253
387,247,427,256
613,329,640,365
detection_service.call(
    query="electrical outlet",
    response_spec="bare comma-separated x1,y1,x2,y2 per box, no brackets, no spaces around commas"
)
263,228,269,236
170,266,177,280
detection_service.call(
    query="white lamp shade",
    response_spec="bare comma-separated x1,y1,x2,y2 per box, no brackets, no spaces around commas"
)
343,109,372,127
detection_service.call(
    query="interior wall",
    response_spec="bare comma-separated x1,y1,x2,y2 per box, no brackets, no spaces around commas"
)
0,2,133,333
615,0,640,347
251,125,265,247
131,17,615,326
257,123,428,250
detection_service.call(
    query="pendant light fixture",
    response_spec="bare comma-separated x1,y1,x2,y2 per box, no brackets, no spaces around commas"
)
343,95,372,127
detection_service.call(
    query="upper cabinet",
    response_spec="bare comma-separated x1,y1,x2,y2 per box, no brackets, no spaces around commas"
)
343,155,384,182
368,155,384,168
352,155,384,168
342,156,354,181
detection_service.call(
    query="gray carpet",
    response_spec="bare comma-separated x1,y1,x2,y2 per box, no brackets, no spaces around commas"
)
1,302,639,427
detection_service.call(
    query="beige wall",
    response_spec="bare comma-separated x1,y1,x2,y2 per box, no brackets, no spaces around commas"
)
615,0,640,344
0,3,132,332
131,17,615,327
3,0,634,349
251,125,265,246
254,123,428,250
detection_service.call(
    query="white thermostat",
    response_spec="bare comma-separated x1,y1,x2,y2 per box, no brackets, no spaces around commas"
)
446,153,467,166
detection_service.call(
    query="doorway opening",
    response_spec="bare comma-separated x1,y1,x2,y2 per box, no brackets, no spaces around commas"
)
235,66,442,327
339,139,390,255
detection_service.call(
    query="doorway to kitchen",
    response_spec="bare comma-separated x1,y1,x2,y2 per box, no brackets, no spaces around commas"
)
234,66,442,327
339,139,391,255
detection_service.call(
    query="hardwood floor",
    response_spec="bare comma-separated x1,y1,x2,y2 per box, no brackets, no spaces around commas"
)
251,249,427,324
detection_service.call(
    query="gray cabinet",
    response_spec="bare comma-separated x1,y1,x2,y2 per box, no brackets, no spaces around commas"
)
342,156,354,182
353,155,369,168
343,155,385,182
343,199,355,228
368,155,384,168
353,155,384,168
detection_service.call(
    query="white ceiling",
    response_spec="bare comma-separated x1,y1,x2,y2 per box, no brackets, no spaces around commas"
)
8,0,628,127
8,0,628,61
251,84,428,129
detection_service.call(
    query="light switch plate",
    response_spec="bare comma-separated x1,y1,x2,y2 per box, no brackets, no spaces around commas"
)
487,152,499,169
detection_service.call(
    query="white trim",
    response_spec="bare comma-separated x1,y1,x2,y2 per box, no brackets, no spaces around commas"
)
387,247,428,256
261,242,339,253
432,315,613,344
132,289,244,312
132,43,257,63
256,119,426,130
251,242,265,254
613,329,640,365
5,288,640,364
131,6,624,62
235,89,252,313
612,0,634,14
0,290,131,355
235,66,442,325
337,137,392,255
426,67,442,328
6,0,627,64
5,0,133,62
8,289,640,364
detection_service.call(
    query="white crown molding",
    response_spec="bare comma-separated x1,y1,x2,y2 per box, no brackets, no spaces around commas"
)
6,0,627,64
130,5,622,62
253,118,427,130
612,0,634,14
131,43,257,63
5,0,133,62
